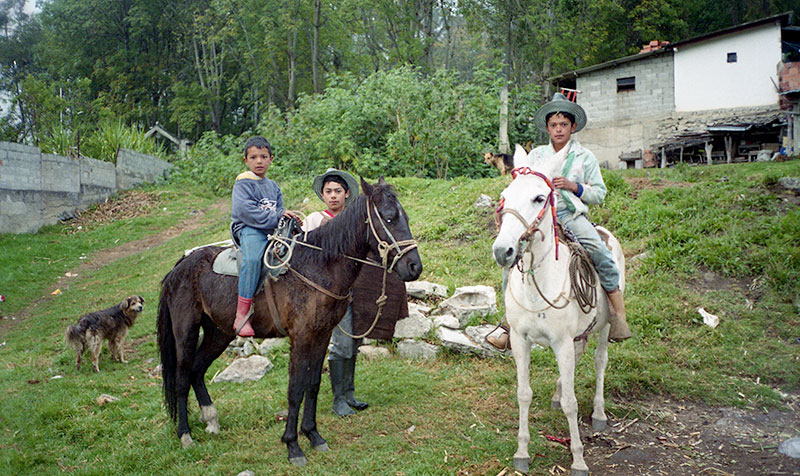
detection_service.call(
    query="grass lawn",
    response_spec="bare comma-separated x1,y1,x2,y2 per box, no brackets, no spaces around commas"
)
0,161,798,475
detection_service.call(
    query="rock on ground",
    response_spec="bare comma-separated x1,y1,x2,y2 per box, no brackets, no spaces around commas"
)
397,339,439,360
779,437,800,458
359,345,391,360
436,285,497,326
394,313,433,339
212,355,274,383
433,313,460,330
436,327,492,357
405,281,449,300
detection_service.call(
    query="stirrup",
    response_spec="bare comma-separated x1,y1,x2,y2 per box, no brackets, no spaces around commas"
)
234,308,255,337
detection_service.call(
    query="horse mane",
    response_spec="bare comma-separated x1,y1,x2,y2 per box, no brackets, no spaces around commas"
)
300,193,369,268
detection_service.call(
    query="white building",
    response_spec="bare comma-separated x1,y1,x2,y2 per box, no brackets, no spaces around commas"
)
549,12,797,169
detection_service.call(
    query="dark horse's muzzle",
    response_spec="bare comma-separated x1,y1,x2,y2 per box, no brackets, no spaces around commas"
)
394,249,423,281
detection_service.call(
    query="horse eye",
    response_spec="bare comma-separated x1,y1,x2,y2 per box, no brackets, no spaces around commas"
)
533,195,546,204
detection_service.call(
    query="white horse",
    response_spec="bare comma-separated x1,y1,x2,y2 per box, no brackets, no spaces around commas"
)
492,144,625,476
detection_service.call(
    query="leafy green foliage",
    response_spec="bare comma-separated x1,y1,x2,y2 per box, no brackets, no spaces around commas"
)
171,67,541,188
169,131,245,195
78,119,167,163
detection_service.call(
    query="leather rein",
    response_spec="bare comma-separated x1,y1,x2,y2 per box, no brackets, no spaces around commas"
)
263,198,418,338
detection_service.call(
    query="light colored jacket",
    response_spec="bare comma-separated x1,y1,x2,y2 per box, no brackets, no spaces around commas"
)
530,139,607,216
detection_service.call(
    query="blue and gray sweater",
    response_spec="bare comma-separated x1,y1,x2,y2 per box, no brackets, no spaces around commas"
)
230,171,284,242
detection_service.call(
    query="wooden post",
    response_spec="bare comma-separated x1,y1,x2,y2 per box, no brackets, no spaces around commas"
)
705,140,713,166
724,135,733,164
499,84,509,154
679,143,684,163
660,147,666,168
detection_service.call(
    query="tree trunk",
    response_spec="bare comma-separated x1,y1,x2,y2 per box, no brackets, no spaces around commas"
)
499,12,512,154
287,0,299,108
192,33,223,133
312,0,321,94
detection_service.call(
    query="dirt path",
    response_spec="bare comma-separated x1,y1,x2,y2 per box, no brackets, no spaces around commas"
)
0,195,229,332
531,393,800,475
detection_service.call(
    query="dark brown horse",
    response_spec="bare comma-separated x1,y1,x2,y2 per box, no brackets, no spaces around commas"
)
157,178,422,465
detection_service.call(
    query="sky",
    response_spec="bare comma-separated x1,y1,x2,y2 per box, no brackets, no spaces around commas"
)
24,0,37,15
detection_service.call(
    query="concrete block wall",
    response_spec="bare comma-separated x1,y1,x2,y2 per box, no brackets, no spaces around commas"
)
116,148,172,190
571,51,676,169
79,156,117,207
0,142,172,234
578,52,675,125
0,142,42,191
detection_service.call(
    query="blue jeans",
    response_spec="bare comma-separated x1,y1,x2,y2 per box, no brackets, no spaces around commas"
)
557,209,620,292
328,303,361,360
238,226,270,298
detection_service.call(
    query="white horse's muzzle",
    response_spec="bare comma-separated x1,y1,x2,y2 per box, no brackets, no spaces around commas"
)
492,237,519,268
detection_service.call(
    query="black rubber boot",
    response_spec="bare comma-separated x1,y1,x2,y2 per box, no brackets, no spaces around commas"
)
329,359,355,417
344,356,368,411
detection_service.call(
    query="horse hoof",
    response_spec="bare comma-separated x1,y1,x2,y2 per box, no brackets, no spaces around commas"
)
180,434,194,448
289,456,308,467
592,418,607,432
551,400,561,410
571,469,589,476
513,457,530,473
313,442,330,452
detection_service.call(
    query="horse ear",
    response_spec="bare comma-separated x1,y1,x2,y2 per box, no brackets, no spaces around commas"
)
513,144,529,168
360,177,374,196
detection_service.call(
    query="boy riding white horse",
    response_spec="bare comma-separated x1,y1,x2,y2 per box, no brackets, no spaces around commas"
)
488,93,632,349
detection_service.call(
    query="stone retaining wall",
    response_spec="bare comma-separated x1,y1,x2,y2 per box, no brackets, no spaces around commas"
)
0,142,172,233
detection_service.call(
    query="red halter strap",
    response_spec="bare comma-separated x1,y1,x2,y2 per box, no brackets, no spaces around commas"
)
509,167,560,260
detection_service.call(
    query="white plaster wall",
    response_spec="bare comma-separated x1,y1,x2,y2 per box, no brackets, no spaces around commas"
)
674,22,781,111
575,119,661,170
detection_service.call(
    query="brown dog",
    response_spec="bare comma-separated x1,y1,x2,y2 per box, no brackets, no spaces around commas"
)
65,295,144,372
484,152,515,175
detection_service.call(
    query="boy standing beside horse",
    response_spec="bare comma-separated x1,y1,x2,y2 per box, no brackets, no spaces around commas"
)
230,136,301,337
488,93,632,349
303,168,369,417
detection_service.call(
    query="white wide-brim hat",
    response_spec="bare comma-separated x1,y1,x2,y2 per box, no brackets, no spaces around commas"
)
534,92,587,134
312,168,360,206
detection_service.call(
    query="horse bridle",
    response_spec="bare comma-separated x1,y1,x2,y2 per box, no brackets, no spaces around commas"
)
264,197,418,339
496,166,560,262
366,201,418,272
497,167,599,341
327,200,419,339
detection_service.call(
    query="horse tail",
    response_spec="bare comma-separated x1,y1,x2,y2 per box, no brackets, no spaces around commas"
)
157,271,178,422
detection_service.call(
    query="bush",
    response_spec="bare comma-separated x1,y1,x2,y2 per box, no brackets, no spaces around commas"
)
170,66,543,194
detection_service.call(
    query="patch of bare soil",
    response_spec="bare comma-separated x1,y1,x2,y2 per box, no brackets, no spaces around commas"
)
0,194,229,332
687,268,766,305
571,394,800,476
623,177,693,199
766,184,800,213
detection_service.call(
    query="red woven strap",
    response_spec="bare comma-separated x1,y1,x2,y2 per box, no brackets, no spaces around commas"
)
509,167,560,260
